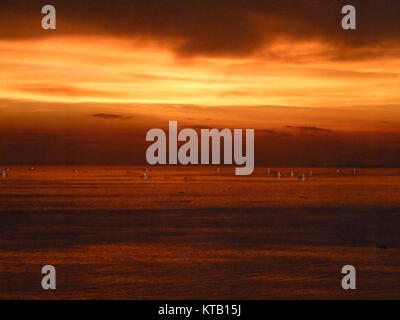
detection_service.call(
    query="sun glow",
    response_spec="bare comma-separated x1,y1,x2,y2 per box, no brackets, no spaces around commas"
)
1,37,399,109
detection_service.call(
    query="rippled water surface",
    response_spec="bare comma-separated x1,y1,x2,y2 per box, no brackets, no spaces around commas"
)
0,166,399,299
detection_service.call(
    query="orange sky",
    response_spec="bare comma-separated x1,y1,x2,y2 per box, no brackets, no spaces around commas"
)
1,1,400,165
1,36,400,106
1,36,400,130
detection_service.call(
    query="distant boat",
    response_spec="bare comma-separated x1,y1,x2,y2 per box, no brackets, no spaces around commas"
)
143,172,148,179
1,171,7,178
301,174,306,181
29,167,35,171
267,168,271,174
290,170,295,177
277,171,281,178
377,243,388,250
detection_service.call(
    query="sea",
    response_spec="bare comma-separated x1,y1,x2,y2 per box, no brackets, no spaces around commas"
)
0,166,399,299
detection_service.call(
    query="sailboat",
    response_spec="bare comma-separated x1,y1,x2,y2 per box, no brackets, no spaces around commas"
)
1,170,7,178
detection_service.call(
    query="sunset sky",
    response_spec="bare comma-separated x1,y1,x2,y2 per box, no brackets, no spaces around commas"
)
1,0,400,166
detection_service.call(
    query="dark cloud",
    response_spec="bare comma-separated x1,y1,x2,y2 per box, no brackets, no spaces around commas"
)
91,113,132,120
295,126,332,133
189,125,214,130
0,0,399,59
257,129,283,135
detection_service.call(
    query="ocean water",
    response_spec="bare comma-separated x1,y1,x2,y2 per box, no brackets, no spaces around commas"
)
0,166,399,299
